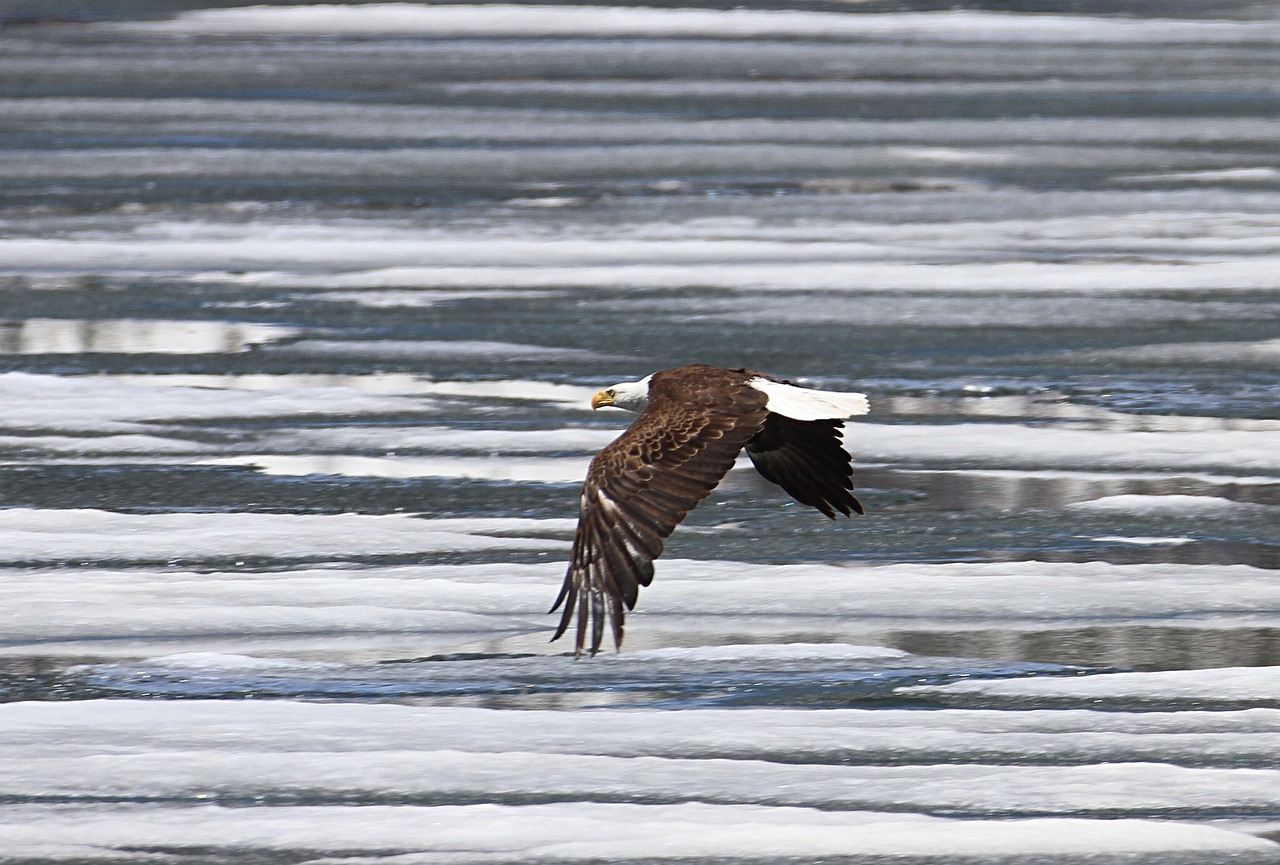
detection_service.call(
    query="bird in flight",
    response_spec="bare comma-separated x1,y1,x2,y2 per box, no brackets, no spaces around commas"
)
550,364,869,657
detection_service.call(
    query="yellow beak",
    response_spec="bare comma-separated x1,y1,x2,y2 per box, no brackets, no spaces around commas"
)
591,390,614,410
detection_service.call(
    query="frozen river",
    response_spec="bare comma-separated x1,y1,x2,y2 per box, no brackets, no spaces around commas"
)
1,1,1279,862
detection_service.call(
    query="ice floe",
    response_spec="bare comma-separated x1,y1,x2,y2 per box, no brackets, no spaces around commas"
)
841,422,1280,473
108,5,1280,44
1069,494,1274,516
0,319,298,355
1122,167,1280,184
198,453,591,483
1070,337,1280,368
268,339,621,363
906,665,1280,704
0,372,435,433
1092,536,1194,546
0,802,1270,861
0,373,599,441
8,700,1280,763
4,214,1279,293
4,558,1277,657
624,642,907,661
0,508,570,564
0,700,1277,859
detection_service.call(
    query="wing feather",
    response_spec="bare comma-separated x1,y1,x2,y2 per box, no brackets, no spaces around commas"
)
746,413,864,518
551,367,768,657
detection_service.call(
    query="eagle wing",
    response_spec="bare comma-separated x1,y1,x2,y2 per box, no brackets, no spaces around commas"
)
745,413,864,519
551,370,768,657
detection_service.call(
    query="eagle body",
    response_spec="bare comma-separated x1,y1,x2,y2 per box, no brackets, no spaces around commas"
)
551,364,869,657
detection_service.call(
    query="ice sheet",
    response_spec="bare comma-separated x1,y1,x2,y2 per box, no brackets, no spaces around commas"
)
0,372,436,433
1069,494,1275,515
8,699,1280,763
0,373,598,440
4,751,1279,816
4,215,1278,293
0,700,1277,859
4,558,1277,649
199,453,591,483
0,803,1270,861
1122,167,1280,183
905,665,1280,703
265,425,615,454
0,318,298,354
111,5,1280,43
841,422,1280,473
188,258,1280,292
270,339,622,363
0,508,571,563
1070,338,1280,368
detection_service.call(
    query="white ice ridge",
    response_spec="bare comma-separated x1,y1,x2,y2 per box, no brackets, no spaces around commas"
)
267,425,616,454
1122,167,1280,184
0,701,1278,858
10,700,1280,765
840,421,1280,473
0,804,1270,861
903,666,1280,703
0,509,571,564
198,454,592,483
1069,494,1274,516
0,372,599,437
270,259,1280,292
3,755,1280,823
4,559,1279,654
108,5,1280,43
1071,337,1280,369
0,371,434,433
0,319,299,355
3,215,1280,292
625,643,906,661
270,338,623,363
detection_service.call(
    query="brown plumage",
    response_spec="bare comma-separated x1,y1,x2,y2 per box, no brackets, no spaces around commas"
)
550,364,867,657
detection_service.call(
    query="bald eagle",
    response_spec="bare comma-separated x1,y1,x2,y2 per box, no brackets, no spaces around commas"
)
550,364,869,657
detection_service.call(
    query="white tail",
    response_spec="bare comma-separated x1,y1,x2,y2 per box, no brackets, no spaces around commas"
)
747,377,870,421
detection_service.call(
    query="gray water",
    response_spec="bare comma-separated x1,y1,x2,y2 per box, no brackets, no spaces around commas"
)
1,1,1279,862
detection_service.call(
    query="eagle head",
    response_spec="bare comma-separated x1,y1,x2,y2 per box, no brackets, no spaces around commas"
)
592,375,651,412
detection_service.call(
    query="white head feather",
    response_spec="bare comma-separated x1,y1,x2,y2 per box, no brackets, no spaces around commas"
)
601,374,652,412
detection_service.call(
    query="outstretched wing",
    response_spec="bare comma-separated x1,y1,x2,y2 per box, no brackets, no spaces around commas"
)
745,413,863,518
551,372,768,657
